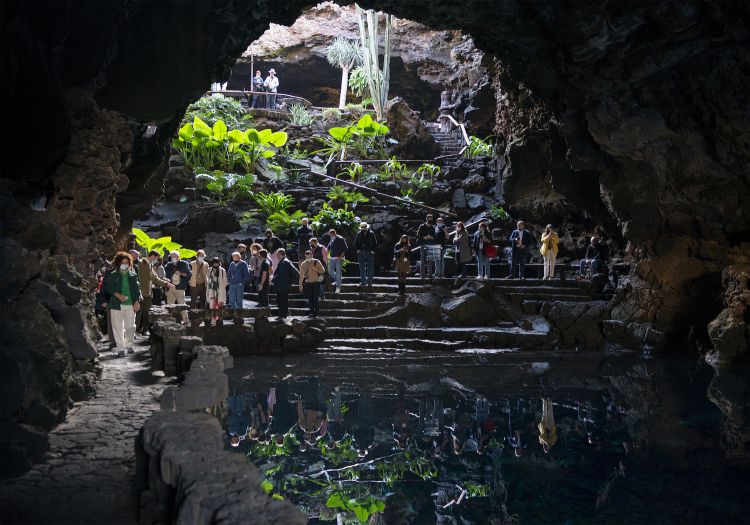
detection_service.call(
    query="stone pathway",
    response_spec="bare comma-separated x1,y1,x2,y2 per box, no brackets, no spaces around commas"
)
0,339,173,525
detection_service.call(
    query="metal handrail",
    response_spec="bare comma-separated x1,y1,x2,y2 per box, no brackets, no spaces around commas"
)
408,217,487,252
443,114,471,147
204,90,314,109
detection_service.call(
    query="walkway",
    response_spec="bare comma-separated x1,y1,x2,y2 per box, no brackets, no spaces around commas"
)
0,340,173,525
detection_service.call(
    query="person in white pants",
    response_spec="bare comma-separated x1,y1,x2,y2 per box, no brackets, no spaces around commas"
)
540,224,559,280
105,252,142,356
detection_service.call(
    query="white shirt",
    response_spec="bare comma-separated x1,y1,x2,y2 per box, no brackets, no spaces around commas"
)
264,75,279,92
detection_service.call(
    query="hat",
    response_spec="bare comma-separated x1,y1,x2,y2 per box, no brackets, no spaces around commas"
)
359,222,369,230
269,68,276,73
211,256,220,264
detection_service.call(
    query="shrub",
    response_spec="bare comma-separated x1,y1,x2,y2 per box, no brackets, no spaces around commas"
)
465,135,494,158
183,95,246,129
196,171,255,204
289,103,314,126
415,163,441,180
488,204,510,220
266,209,306,235
337,162,363,182
379,156,407,181
312,203,361,235
132,228,197,259
253,191,294,216
322,107,342,122
326,185,369,208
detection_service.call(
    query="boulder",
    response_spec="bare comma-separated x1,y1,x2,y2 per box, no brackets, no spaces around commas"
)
443,166,468,182
282,334,302,351
707,265,750,368
291,322,306,337
462,174,490,193
0,422,49,480
542,301,611,349
441,293,496,327
174,204,241,246
384,97,441,159
451,189,467,213
163,166,193,201
466,193,486,211
273,322,292,340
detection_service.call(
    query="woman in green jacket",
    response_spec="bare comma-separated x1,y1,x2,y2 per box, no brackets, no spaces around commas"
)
105,252,142,356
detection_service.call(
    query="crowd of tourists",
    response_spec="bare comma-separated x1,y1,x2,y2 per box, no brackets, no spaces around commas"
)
95,216,607,355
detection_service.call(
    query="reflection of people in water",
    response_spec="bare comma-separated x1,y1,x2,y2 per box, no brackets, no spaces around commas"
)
352,391,376,457
538,398,557,453
297,398,327,445
227,392,251,447
392,400,413,449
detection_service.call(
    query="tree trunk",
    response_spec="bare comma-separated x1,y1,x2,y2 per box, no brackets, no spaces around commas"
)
338,66,350,109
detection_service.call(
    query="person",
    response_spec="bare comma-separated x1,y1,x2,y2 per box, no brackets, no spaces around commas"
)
540,224,560,280
227,251,249,310
271,248,297,319
310,237,329,301
262,229,284,270
152,257,166,306
164,250,192,324
248,242,262,291
416,214,437,279
473,221,493,280
434,217,448,278
296,218,314,259
354,222,377,290
251,69,265,108
97,262,116,348
452,222,472,278
105,252,142,356
136,250,164,335
238,243,249,264
394,235,411,295
263,69,279,109
578,236,604,278
327,229,348,294
257,249,271,307
128,249,140,265
538,398,557,453
508,220,533,279
206,257,227,325
298,249,326,317
189,249,209,309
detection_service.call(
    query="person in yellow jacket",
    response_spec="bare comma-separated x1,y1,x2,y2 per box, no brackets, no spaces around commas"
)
540,224,559,280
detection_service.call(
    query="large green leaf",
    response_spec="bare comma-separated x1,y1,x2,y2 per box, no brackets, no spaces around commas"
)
227,129,246,144
261,150,276,158
245,129,261,143
257,128,273,144
325,493,344,508
267,131,288,147
352,504,369,522
178,248,197,259
178,123,194,141
132,228,152,249
357,113,373,130
329,126,355,142
212,120,227,140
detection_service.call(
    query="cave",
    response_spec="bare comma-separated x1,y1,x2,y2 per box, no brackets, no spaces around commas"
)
1,1,749,524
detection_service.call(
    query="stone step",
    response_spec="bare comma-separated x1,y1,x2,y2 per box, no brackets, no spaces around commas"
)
243,297,394,310
317,337,523,353
505,292,595,303
325,326,549,346
334,283,591,295
340,276,589,288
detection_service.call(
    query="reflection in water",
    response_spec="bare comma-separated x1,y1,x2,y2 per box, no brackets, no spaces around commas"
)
220,353,749,524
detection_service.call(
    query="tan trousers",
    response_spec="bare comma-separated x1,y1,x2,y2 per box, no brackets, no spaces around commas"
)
166,288,188,322
543,251,557,279
110,305,135,351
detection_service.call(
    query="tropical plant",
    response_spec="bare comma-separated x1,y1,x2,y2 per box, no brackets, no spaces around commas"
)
379,156,407,181
326,37,362,109
337,162,363,182
347,66,369,99
239,128,289,171
132,228,197,259
415,163,441,180
312,203,361,235
266,209,306,234
279,146,310,160
465,135,494,158
321,107,343,123
404,172,433,195
488,204,510,220
325,490,385,523
289,103,314,126
356,5,393,121
196,171,255,204
314,114,388,163
182,94,246,128
253,191,294,216
326,186,369,208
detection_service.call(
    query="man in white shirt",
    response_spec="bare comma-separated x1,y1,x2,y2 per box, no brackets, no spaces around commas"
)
264,69,279,109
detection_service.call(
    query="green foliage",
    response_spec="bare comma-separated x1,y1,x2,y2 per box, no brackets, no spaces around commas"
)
132,228,197,259
171,117,288,173
379,156,408,181
405,453,437,480
322,107,343,123
337,162,363,182
344,102,373,119
183,95,247,129
266,209,306,234
326,37,361,71
312,203,361,235
404,172,433,195
465,135,494,158
195,171,255,204
250,433,300,458
253,191,294,216
347,66,369,98
326,186,369,208
289,103,315,126
463,481,490,498
317,436,359,466
488,204,510,220
325,491,385,523
415,163,441,180
279,146,310,160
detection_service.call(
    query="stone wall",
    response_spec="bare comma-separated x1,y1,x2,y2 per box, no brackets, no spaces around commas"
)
135,344,305,524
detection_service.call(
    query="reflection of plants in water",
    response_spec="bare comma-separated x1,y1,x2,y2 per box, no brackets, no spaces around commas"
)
326,487,386,523
318,435,360,466
462,481,490,498
405,452,438,480
376,460,406,488
250,433,300,458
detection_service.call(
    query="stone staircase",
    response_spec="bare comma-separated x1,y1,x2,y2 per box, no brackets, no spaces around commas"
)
425,122,466,168
245,274,600,354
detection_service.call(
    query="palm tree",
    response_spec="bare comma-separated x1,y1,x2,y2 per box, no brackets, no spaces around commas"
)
326,37,361,109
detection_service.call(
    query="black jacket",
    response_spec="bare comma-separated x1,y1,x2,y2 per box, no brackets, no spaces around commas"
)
434,225,447,247
509,229,533,252
271,258,298,292
354,229,377,252
585,243,605,260
417,222,436,245
263,236,283,253
472,229,493,252
297,225,314,250
164,260,192,290
328,236,348,258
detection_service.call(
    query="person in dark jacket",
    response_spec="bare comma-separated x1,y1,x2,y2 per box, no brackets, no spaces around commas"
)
296,219,314,260
327,229,348,294
394,236,411,295
227,251,250,309
105,252,142,356
354,222,377,289
578,236,605,278
257,249,271,307
271,248,298,318
164,250,192,323
416,214,437,279
472,221,493,280
433,217,448,278
251,70,265,108
263,229,284,255
507,221,533,279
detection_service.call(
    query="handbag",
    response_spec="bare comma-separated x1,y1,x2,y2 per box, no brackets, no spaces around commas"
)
484,245,498,258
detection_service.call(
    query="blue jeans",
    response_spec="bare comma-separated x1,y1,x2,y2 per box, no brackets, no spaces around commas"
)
477,251,491,278
328,257,343,289
579,258,602,276
434,248,445,277
228,283,244,309
266,93,276,109
358,251,374,285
